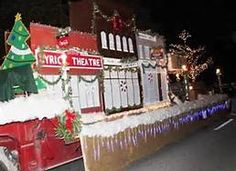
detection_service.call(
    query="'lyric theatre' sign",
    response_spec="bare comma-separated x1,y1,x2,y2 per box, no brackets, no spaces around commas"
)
36,49,103,70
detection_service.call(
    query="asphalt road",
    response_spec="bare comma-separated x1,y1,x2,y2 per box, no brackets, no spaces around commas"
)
126,113,236,171
48,158,85,171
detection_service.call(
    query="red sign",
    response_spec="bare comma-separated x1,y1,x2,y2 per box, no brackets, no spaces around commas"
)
38,50,103,70
151,48,164,59
57,36,69,48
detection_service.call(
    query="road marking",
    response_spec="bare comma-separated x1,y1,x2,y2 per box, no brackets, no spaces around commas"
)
214,118,234,131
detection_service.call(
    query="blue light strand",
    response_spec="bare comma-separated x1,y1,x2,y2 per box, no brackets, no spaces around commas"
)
92,101,229,161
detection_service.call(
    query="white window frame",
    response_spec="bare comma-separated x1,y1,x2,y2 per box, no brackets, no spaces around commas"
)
115,35,122,51
109,33,115,50
101,31,108,49
122,36,128,52
144,46,150,59
138,45,143,59
128,38,134,53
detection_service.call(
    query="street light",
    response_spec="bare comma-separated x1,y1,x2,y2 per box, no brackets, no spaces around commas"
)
182,65,189,101
181,65,187,71
216,68,223,93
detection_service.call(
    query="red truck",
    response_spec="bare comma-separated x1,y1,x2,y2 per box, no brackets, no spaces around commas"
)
0,117,82,171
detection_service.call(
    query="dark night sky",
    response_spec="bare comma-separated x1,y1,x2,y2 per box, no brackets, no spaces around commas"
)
0,0,235,83
135,0,236,83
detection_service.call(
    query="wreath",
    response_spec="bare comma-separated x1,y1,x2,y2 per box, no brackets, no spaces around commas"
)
55,109,82,142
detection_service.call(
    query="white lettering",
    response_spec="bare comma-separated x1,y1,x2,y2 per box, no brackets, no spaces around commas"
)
94,59,101,66
58,56,62,65
49,55,55,64
44,55,50,64
44,54,62,65
43,51,102,68
79,58,88,66
72,57,78,65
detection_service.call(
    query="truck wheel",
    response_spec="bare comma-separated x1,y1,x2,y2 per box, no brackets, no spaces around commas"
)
0,147,18,171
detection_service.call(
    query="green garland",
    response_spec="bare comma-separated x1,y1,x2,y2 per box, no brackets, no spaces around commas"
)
91,0,136,33
39,75,62,85
142,63,157,69
78,75,99,83
141,62,167,73
105,104,142,115
120,56,137,63
55,64,81,142
104,66,138,73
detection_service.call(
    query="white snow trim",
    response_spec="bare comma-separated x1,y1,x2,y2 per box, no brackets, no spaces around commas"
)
10,46,32,55
0,91,70,125
81,94,228,137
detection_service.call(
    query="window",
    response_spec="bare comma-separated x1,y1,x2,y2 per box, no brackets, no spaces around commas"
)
109,33,115,50
103,67,141,113
122,36,128,52
141,66,158,104
41,75,100,113
144,46,150,59
100,31,108,49
138,45,143,59
128,38,134,53
115,35,122,51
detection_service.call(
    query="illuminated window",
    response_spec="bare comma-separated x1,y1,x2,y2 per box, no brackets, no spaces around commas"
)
144,46,150,59
122,36,128,52
116,35,122,51
109,33,115,50
128,38,134,53
138,45,143,58
100,31,108,49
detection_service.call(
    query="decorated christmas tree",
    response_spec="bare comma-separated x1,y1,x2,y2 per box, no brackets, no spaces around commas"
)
169,30,213,82
1,13,36,69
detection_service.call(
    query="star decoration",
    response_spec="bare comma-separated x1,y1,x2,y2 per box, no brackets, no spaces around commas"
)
15,13,22,21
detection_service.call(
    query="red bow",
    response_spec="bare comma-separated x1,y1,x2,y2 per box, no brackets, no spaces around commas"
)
65,110,76,133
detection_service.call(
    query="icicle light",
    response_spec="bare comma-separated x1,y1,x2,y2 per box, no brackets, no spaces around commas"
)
87,100,228,161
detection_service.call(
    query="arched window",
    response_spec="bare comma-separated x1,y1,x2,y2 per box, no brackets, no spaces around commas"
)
109,33,115,50
122,36,128,52
128,38,134,53
115,35,122,51
100,31,108,49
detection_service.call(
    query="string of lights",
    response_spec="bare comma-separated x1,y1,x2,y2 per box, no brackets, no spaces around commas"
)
169,30,213,81
87,100,228,161
91,0,136,33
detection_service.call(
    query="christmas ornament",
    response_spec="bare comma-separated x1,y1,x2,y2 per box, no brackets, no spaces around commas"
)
1,13,36,69
55,109,81,142
111,10,123,31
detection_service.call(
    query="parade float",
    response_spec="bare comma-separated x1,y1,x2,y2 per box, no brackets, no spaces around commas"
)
0,5,231,171
68,1,231,171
